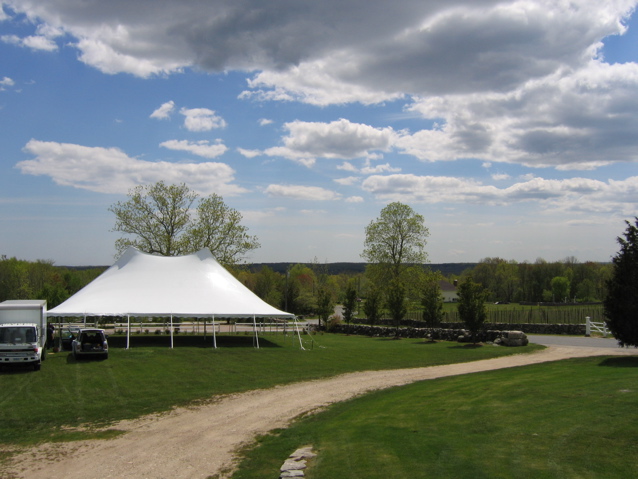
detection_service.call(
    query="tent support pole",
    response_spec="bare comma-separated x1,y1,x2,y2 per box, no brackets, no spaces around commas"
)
126,315,130,350
212,315,217,349
294,316,305,350
170,315,174,349
252,315,260,349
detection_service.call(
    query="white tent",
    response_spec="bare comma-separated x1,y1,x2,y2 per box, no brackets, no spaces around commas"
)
48,247,295,348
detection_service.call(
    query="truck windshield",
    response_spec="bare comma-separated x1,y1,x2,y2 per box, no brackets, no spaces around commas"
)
0,327,37,343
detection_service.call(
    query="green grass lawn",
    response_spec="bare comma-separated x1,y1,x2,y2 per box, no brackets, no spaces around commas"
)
0,333,541,450
232,355,638,479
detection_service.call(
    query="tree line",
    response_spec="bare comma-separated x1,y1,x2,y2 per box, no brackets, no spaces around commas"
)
3,182,636,347
0,257,104,307
458,256,611,304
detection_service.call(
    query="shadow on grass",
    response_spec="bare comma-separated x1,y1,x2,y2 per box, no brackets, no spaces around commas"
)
447,343,484,349
598,356,638,368
107,334,282,349
65,353,109,364
0,364,38,374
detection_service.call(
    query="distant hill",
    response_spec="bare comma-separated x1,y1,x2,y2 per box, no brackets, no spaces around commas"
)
245,262,476,277
64,262,477,277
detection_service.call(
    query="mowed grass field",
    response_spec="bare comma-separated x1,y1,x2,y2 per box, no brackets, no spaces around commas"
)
232,356,638,479
3,333,636,478
0,333,541,449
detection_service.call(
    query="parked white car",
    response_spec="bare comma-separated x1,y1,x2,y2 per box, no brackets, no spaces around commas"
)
72,328,109,360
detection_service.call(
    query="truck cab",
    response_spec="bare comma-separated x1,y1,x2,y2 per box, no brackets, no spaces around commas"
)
0,300,47,371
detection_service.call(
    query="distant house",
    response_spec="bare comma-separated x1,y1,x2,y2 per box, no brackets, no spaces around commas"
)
440,279,458,302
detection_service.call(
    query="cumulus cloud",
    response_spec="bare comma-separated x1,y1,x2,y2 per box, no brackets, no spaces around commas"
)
263,119,396,165
237,148,261,158
159,139,228,159
17,140,245,196
9,1,628,93
265,184,342,201
150,101,175,119
0,76,15,91
1,22,63,52
398,60,638,169
180,107,226,132
334,176,360,186
5,0,638,173
361,173,638,214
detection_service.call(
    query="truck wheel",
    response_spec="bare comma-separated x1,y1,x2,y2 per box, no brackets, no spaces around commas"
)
34,362,41,371
42,348,47,361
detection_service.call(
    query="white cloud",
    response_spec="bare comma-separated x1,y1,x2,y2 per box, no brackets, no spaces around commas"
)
337,162,358,172
150,101,175,120
159,139,228,159
1,20,63,52
242,61,404,106
360,163,401,175
345,196,364,203
491,173,511,181
5,1,633,95
361,173,638,215
2,33,57,51
264,119,396,164
258,118,273,126
17,140,245,196
180,107,226,132
395,60,638,169
237,148,261,158
6,2,638,171
265,184,342,201
0,76,15,90
334,176,360,186
75,37,182,77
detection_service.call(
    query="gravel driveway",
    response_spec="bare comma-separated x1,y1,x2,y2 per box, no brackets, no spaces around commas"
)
528,334,629,349
5,344,636,479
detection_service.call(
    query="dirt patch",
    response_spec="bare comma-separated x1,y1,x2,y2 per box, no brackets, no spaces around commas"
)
4,346,635,479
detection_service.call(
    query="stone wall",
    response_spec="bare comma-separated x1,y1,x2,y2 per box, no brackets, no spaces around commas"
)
371,319,584,335
318,323,529,345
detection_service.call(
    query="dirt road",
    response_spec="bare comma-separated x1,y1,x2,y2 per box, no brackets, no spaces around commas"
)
5,346,635,479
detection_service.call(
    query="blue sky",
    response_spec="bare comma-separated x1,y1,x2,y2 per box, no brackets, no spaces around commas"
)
1,0,638,266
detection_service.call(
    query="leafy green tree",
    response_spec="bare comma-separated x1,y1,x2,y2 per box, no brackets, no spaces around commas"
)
362,202,429,286
109,181,259,265
363,287,382,328
550,276,571,302
253,266,283,308
457,276,488,343
604,218,638,347
343,282,358,325
386,279,407,338
316,286,334,328
421,276,443,327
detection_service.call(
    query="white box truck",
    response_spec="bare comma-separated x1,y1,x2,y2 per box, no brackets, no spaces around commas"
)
0,300,48,371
